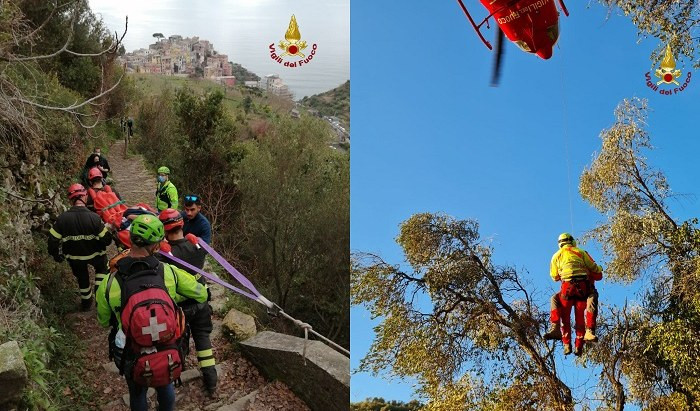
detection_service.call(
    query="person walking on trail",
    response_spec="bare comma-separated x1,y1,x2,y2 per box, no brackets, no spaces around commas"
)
96,215,207,411
157,208,218,396
48,184,112,311
155,166,178,212
127,117,134,137
181,194,212,244
544,233,602,356
82,147,111,184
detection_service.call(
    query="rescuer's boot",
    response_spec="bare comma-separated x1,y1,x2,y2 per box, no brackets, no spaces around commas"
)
563,343,572,355
202,365,218,397
584,328,598,343
544,322,562,340
574,338,584,357
80,296,93,312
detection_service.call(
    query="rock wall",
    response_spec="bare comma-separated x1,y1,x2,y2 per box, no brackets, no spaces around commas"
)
0,341,28,409
240,331,349,411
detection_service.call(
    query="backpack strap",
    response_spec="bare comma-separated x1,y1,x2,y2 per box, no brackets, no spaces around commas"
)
104,273,123,316
163,263,178,290
563,247,583,260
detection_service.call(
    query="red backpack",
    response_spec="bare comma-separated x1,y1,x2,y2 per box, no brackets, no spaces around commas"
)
115,261,185,387
88,185,127,226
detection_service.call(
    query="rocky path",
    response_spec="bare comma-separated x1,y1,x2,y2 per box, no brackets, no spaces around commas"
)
64,140,309,411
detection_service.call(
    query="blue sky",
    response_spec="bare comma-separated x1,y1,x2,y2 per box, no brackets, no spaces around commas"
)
350,0,700,407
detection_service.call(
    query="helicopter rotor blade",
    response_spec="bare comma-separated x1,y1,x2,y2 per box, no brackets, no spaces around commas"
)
491,27,505,87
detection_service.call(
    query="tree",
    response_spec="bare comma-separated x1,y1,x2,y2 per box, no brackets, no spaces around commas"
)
352,213,574,410
174,88,225,148
580,97,700,409
242,96,253,114
351,397,424,411
153,32,164,40
579,98,677,284
237,116,349,345
599,0,700,67
0,0,128,132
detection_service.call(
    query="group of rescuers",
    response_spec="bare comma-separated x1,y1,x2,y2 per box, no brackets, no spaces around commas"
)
47,148,215,410
45,148,604,408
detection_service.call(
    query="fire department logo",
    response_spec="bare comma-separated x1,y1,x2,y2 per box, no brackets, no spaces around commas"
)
269,15,318,68
644,42,691,95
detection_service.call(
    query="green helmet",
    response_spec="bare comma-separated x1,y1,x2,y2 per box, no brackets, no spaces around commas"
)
130,214,165,246
558,232,576,248
157,166,170,175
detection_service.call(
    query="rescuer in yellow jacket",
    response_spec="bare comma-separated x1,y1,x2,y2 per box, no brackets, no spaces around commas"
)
155,166,178,212
544,233,602,356
95,215,207,410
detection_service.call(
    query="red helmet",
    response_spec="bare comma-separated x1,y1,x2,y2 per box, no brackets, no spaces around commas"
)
158,208,184,231
88,167,103,181
67,183,87,200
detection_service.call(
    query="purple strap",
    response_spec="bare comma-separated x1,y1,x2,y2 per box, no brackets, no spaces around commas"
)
197,238,262,297
158,251,259,301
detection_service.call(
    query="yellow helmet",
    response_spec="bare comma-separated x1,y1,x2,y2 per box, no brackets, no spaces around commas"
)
558,232,576,248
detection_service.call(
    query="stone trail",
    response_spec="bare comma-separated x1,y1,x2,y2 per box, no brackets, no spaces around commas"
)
62,139,310,411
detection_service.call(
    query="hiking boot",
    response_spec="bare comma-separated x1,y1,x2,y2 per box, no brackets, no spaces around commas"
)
574,343,583,357
584,328,598,342
544,323,562,340
202,366,217,397
206,386,218,398
81,297,93,312
563,343,572,355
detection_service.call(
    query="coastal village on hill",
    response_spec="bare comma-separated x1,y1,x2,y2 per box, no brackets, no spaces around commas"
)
118,34,349,143
118,34,293,98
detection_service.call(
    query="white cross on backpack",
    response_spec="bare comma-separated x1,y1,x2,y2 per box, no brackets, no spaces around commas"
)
142,316,167,341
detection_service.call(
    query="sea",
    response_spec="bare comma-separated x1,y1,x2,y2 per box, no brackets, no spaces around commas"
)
88,0,350,99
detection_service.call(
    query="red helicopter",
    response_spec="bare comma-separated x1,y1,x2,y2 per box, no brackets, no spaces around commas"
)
457,0,569,85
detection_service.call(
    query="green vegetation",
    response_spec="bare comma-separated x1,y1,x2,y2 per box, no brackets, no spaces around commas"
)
352,98,700,410
0,1,130,407
0,237,101,409
134,77,350,347
352,3,700,409
231,63,260,82
300,80,350,128
600,0,700,67
351,397,424,411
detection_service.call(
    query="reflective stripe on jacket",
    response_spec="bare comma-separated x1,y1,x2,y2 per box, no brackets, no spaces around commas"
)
550,245,603,282
48,206,112,260
95,257,207,328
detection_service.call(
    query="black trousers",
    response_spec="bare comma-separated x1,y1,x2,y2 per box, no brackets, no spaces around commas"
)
181,302,217,389
67,254,108,300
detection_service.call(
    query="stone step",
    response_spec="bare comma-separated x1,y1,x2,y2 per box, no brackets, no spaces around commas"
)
120,364,223,405
102,361,119,374
211,319,223,340
122,387,155,406
216,388,259,411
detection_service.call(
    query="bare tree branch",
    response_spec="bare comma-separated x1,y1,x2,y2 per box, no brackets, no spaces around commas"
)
13,73,123,111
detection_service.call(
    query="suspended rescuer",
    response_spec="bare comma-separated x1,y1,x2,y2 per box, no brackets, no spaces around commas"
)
158,208,218,395
48,184,112,311
181,194,212,244
544,233,602,356
96,215,207,411
155,166,178,212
